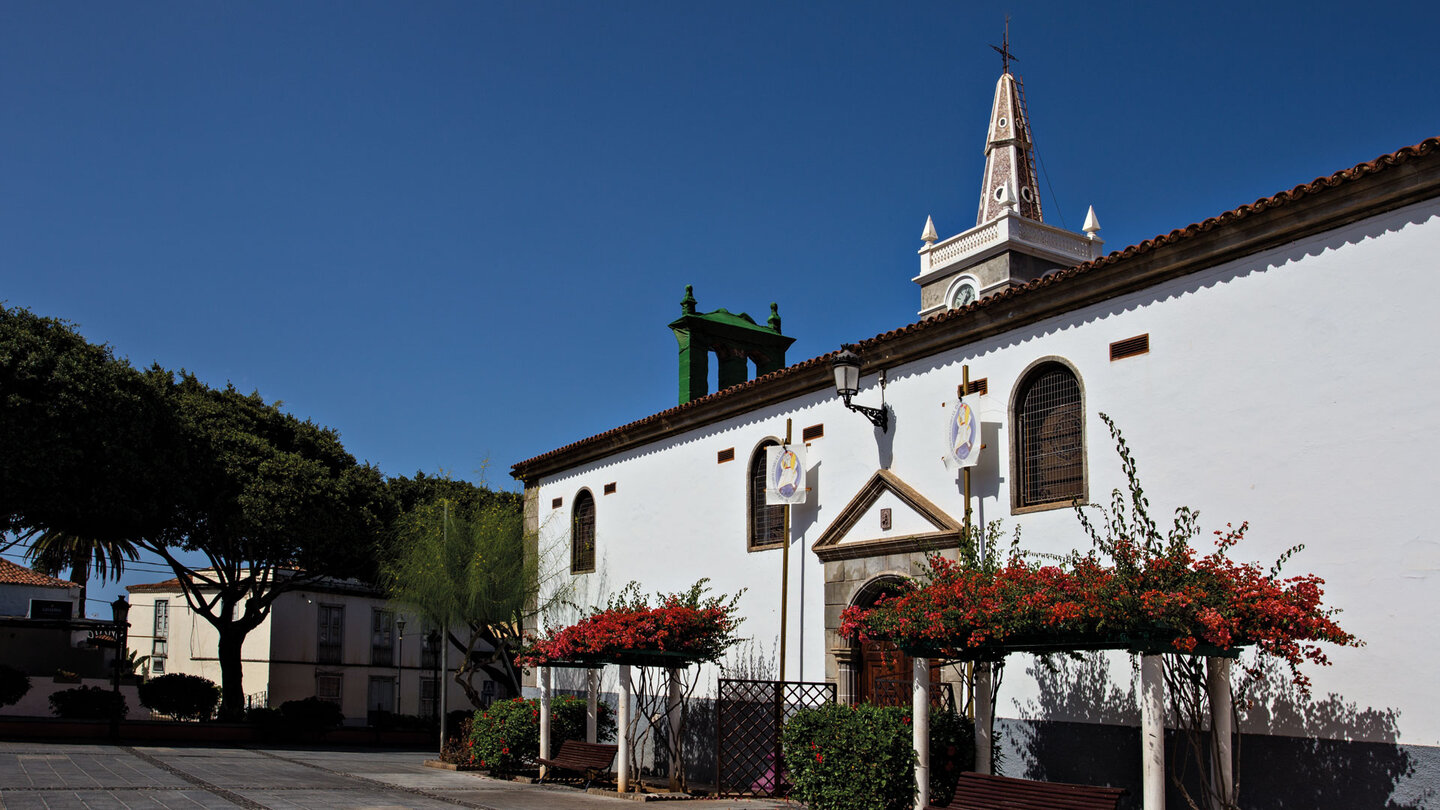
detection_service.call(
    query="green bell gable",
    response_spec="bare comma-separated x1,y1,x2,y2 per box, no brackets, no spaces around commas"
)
669,285,796,405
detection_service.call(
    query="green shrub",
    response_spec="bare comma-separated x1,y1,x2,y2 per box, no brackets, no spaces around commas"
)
279,696,344,731
0,664,31,707
467,694,616,773
50,685,127,719
781,703,972,810
138,674,221,721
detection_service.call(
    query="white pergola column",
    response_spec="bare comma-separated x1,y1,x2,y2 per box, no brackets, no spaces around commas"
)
618,663,632,793
586,668,599,744
538,666,552,779
1140,654,1165,810
1207,658,1233,810
667,668,682,791
974,662,994,775
913,657,930,810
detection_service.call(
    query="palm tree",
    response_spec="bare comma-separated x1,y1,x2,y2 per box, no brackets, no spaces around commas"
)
23,529,139,618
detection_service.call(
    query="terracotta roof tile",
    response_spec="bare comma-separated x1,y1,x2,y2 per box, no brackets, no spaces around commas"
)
0,558,78,589
511,136,1440,477
127,577,185,592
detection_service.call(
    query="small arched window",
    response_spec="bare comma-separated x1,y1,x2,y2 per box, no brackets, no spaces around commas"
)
748,441,785,551
571,489,596,573
1012,361,1086,511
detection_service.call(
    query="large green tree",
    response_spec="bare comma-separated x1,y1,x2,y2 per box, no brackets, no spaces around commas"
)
383,488,563,705
150,373,388,716
2,305,388,716
0,305,185,544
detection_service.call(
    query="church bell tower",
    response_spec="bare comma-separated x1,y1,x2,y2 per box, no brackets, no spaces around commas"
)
912,33,1103,318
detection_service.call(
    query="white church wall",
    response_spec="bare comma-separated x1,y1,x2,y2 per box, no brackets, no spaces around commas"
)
534,196,1440,750
535,385,847,692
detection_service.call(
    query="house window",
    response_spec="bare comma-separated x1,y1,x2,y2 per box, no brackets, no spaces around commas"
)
316,673,342,705
1013,361,1086,511
317,605,344,665
371,609,395,666
420,676,438,719
571,489,596,573
421,629,440,670
368,675,395,721
151,600,169,674
748,440,785,551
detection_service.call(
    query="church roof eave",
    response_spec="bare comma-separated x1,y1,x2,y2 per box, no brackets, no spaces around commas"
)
510,136,1440,485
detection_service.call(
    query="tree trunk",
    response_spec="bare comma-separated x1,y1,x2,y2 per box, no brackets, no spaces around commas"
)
69,561,89,619
217,627,247,720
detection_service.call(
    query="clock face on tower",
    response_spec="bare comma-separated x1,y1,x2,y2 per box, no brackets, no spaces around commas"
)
951,283,977,309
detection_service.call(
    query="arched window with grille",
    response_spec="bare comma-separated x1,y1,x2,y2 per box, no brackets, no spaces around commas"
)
571,489,596,573
748,440,785,551
1011,360,1086,512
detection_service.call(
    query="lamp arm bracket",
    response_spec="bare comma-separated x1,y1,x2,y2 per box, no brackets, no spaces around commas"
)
845,401,889,432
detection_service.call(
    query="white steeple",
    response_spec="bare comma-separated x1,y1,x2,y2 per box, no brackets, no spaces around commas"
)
921,215,938,244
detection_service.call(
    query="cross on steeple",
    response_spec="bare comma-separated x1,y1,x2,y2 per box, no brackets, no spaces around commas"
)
991,17,1018,75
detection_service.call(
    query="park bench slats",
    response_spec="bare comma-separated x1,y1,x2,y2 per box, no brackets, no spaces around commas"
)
537,740,619,788
933,771,1127,810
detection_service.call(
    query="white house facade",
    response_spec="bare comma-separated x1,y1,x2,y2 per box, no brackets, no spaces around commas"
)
510,65,1440,808
126,576,480,725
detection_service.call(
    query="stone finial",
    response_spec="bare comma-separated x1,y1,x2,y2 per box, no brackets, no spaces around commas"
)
1083,205,1101,240
768,302,782,333
681,284,697,315
921,215,938,245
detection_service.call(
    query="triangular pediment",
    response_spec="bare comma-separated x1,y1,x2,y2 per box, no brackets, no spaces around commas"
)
811,469,962,562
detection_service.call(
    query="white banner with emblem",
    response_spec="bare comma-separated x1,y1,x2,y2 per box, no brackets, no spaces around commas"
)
765,444,808,504
943,394,983,471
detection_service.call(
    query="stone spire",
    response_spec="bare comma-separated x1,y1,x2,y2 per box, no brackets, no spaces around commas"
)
911,37,1102,319
975,69,1043,225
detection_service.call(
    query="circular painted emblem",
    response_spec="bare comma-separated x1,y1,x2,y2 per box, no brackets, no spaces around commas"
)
948,400,978,463
772,448,801,499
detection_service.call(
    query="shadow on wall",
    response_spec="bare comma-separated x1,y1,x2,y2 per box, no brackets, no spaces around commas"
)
1009,652,1434,810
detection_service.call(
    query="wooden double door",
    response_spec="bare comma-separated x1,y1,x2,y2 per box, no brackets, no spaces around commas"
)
859,639,942,706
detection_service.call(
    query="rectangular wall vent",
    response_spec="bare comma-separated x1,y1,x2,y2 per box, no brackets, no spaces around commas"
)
956,377,988,397
1110,334,1150,361
802,424,824,442
551,497,563,509
603,482,617,495
717,448,735,463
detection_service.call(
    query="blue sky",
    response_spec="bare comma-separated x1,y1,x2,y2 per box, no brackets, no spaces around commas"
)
3,1,1437,605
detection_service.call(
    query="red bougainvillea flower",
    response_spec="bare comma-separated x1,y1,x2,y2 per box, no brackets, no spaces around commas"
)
518,579,743,668
839,522,1357,692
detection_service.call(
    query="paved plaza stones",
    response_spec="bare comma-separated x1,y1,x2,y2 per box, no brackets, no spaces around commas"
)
0,742,795,810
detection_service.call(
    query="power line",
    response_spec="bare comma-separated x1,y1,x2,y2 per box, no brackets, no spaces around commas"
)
0,548,178,576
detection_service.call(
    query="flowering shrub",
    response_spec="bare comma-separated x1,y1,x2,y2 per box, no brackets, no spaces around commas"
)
519,579,743,667
781,703,970,810
466,694,616,773
840,415,1359,691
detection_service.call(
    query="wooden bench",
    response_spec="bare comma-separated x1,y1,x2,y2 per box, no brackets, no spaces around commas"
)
931,771,1127,810
536,740,619,788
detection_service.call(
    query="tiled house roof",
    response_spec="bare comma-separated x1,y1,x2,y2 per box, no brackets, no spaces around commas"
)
0,557,77,589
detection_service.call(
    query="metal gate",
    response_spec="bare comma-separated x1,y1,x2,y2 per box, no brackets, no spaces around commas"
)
715,678,835,797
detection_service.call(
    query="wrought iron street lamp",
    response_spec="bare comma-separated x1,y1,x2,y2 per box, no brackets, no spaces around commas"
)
396,618,406,717
110,597,130,738
831,346,889,432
